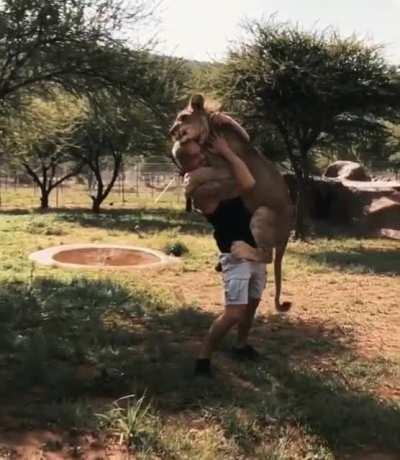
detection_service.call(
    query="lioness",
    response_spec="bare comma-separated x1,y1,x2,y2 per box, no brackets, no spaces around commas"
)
169,94,293,311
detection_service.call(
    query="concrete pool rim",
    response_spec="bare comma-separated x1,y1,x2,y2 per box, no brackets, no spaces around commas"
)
29,243,180,270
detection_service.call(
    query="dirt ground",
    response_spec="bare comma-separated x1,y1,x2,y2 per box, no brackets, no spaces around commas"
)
156,266,400,363
1,265,399,460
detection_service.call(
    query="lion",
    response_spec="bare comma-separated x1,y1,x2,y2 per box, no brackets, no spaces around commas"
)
169,94,293,312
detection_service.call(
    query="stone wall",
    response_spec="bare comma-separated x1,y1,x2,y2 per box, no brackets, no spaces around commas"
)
283,170,400,238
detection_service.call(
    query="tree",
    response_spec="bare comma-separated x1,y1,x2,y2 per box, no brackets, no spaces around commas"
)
0,1,191,211
73,93,172,213
213,20,400,238
1,91,86,209
70,52,190,213
0,0,158,104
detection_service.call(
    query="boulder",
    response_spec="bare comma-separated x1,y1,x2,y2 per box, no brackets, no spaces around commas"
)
324,161,371,181
363,193,400,233
284,173,400,237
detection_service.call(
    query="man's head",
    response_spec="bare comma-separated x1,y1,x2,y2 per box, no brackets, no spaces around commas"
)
172,139,206,173
169,94,210,145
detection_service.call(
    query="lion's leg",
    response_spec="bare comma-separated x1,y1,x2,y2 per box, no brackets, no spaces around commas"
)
274,240,291,312
249,206,278,263
249,207,291,312
231,206,277,264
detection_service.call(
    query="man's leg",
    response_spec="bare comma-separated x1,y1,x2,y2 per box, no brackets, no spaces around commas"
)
236,298,260,348
195,255,251,375
233,263,266,359
198,304,247,360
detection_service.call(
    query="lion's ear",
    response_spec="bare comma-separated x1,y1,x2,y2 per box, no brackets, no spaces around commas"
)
189,94,205,111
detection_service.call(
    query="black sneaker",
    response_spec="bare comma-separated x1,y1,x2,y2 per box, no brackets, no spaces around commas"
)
231,344,260,361
194,358,213,378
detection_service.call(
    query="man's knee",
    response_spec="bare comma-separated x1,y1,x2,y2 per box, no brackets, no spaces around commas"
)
224,304,247,323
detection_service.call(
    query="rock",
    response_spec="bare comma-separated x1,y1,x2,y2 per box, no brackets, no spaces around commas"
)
284,173,400,235
324,161,371,181
364,193,400,233
378,228,400,240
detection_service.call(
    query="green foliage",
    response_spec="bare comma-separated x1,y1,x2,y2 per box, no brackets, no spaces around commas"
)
0,1,194,209
97,394,159,450
163,240,189,257
216,20,400,168
72,91,172,212
0,90,87,207
1,90,85,165
0,205,400,458
212,19,400,237
0,0,158,102
189,60,225,109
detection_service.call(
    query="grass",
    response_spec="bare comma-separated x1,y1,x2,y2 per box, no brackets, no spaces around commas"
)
0,189,399,459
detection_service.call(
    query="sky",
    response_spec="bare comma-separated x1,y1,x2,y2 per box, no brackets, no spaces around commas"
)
156,0,400,64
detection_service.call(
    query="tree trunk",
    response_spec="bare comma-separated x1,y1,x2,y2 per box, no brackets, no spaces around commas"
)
91,197,102,213
294,175,307,240
40,189,50,210
292,153,311,240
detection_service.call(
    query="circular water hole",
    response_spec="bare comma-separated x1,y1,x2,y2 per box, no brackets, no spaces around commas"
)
29,244,179,271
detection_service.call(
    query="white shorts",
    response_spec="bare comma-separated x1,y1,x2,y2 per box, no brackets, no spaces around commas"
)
219,253,267,306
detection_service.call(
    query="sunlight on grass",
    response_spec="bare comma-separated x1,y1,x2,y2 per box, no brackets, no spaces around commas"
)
0,192,399,459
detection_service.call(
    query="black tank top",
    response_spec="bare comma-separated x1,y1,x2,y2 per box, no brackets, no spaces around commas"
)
205,197,256,253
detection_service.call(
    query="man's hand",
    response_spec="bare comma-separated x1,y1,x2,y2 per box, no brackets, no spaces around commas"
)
231,241,272,263
183,172,196,197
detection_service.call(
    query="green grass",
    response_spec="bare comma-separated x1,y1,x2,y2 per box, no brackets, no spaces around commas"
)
0,190,400,459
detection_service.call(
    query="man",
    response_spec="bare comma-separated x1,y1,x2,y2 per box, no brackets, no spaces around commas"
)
177,136,270,377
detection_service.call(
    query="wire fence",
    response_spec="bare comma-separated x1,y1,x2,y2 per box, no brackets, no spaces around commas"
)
0,160,398,210
0,162,186,209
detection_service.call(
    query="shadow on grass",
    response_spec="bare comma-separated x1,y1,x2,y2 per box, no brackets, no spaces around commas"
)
53,207,210,235
0,276,399,457
215,314,400,456
0,206,210,235
0,275,215,428
0,278,209,400
307,248,400,275
0,208,36,215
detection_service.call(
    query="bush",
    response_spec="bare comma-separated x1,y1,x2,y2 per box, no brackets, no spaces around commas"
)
163,241,189,257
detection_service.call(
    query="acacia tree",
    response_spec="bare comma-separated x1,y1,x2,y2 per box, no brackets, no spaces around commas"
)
214,20,400,238
71,52,190,213
72,95,133,213
0,0,157,104
0,0,190,211
1,91,86,209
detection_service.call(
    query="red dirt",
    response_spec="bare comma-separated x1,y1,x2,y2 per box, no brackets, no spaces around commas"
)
1,263,399,459
0,430,128,459
53,248,160,266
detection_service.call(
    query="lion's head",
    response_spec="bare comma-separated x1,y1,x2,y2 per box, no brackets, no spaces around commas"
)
169,94,250,149
169,94,210,145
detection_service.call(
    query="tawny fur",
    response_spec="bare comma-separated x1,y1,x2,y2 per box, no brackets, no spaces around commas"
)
170,94,293,311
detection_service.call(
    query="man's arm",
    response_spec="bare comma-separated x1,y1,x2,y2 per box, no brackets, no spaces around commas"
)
183,162,240,215
231,241,273,264
183,166,231,198
187,178,239,215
